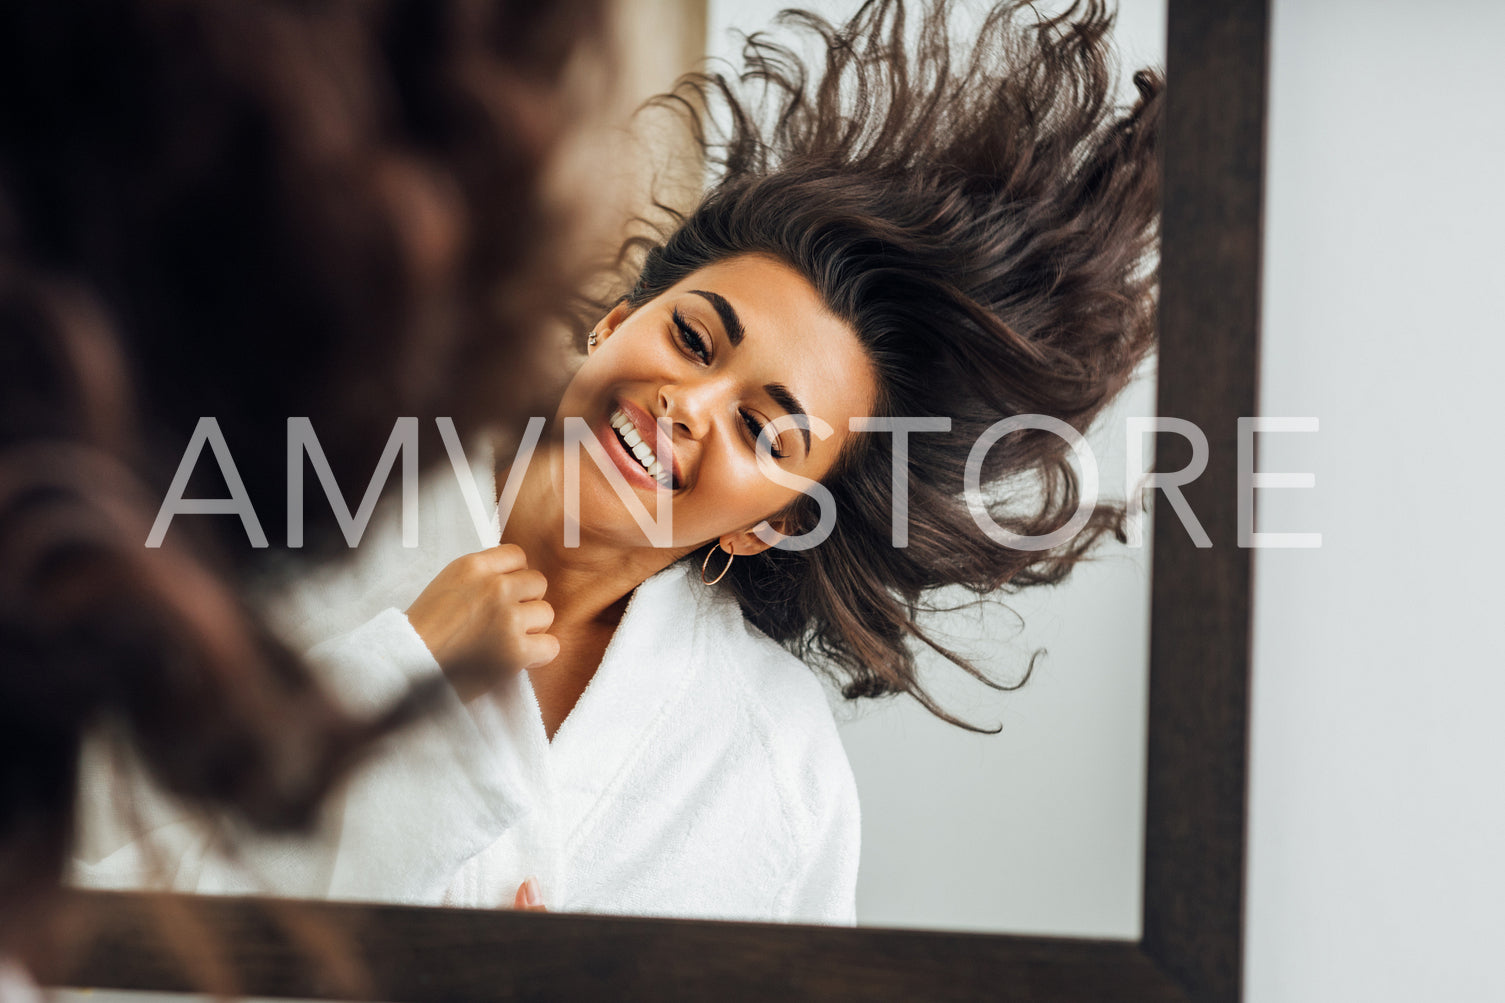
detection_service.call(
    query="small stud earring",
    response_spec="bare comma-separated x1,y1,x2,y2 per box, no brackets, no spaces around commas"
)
587,331,599,347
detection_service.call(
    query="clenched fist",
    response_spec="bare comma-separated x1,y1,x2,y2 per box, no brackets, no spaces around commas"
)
405,544,559,701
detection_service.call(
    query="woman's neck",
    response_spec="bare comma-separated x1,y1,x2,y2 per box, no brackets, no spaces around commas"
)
496,447,695,740
497,447,689,634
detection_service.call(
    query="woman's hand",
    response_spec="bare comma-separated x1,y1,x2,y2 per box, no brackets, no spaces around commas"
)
405,544,559,701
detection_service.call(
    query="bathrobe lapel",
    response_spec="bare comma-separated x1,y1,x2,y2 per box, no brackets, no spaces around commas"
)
525,562,704,846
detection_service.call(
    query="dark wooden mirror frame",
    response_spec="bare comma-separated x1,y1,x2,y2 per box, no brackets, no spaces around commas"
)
44,1,1267,999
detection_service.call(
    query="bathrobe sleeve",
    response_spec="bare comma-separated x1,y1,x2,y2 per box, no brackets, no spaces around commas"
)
302,607,535,902
72,608,533,905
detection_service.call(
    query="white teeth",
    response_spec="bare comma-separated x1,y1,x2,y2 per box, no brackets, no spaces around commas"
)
610,408,673,487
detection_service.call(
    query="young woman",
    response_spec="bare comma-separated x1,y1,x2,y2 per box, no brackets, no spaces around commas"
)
75,0,1161,926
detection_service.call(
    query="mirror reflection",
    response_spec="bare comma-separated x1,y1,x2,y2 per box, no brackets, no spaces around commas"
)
68,0,1165,936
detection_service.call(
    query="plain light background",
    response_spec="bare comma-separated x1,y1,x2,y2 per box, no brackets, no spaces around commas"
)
1245,0,1505,999
704,0,1165,937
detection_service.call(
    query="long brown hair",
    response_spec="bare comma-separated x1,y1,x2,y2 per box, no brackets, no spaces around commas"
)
615,0,1161,730
0,0,604,965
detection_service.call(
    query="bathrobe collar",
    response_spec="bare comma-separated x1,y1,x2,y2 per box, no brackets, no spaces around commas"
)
472,442,736,829
520,560,726,823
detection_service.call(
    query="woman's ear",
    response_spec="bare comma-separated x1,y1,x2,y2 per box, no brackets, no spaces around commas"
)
588,301,634,351
721,516,797,558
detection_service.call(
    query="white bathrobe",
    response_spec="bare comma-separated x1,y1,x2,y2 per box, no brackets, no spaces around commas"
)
72,445,861,925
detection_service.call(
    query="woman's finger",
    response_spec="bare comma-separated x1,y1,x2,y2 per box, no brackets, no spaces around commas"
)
517,599,554,634
468,543,528,575
516,632,560,670
514,877,546,912
502,568,549,602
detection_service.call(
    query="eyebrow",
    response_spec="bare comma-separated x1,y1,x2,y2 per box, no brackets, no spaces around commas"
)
689,289,744,346
763,382,812,454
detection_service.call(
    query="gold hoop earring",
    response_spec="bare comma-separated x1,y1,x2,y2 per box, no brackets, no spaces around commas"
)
700,544,734,586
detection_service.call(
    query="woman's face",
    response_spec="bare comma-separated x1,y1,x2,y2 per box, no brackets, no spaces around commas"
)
555,253,877,553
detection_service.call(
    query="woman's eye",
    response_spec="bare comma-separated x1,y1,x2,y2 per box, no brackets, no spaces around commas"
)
672,308,710,363
742,410,789,460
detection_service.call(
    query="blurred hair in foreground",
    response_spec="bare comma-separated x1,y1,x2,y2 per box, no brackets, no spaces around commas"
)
0,0,606,974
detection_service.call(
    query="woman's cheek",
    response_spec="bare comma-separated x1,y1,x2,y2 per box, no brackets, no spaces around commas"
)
736,462,802,518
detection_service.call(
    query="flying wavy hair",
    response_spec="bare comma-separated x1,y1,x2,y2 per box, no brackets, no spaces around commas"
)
611,0,1162,730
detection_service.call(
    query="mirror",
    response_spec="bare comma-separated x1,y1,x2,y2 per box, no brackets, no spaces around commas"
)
66,0,1170,939
48,0,1268,994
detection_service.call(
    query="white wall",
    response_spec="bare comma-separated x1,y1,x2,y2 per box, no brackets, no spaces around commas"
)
705,0,1166,937
1246,1,1505,999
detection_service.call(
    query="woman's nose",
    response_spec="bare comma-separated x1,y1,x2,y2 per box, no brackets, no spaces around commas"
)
659,382,716,441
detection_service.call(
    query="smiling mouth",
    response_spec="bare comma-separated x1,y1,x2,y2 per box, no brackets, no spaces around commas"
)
609,408,674,488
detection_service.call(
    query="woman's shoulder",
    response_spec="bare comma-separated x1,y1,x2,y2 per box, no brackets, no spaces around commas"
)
647,560,851,772
687,573,858,806
693,585,861,920
693,576,839,726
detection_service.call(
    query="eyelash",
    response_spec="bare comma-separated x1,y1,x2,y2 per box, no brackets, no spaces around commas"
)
672,308,710,363
671,308,789,460
743,410,789,460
